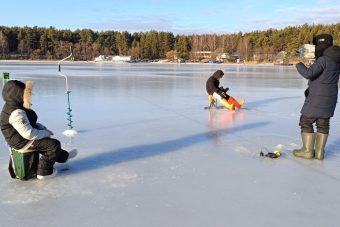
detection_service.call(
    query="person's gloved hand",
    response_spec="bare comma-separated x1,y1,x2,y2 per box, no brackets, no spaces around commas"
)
219,87,229,93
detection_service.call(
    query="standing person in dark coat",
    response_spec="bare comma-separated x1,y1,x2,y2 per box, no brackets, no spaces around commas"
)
206,70,245,110
293,34,340,160
1,80,78,179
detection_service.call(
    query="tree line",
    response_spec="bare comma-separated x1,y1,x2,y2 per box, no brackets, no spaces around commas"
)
0,23,339,62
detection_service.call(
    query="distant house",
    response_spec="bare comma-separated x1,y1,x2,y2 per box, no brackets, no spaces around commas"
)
94,55,136,63
298,44,315,59
217,54,242,63
94,55,112,62
216,53,228,62
192,51,213,59
227,55,241,62
112,55,136,63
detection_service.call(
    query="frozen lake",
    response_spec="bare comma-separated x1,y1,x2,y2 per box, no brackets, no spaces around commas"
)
0,62,340,227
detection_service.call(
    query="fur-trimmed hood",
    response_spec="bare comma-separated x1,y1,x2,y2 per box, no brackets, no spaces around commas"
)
2,80,33,109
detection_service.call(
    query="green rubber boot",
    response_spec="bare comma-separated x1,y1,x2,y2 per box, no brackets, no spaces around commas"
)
315,133,328,160
293,133,315,159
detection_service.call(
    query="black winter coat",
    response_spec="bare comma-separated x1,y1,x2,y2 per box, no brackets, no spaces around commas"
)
296,45,340,118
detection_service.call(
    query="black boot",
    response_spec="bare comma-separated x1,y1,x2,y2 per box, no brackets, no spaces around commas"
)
293,133,315,159
315,133,328,160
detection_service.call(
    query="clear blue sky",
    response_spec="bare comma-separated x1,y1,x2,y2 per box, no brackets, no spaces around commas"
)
1,0,340,34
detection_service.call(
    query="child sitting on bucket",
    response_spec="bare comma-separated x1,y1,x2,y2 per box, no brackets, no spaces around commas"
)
206,70,245,110
0,80,77,180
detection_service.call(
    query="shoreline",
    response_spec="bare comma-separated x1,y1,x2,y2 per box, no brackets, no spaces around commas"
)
0,59,292,66
0,59,91,63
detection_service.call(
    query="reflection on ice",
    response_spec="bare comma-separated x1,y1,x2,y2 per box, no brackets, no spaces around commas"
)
208,109,245,129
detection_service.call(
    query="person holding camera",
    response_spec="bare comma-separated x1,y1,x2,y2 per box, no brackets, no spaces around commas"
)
293,34,340,160
206,70,245,110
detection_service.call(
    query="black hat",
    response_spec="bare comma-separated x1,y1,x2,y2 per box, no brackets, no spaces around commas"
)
313,34,333,59
313,34,333,46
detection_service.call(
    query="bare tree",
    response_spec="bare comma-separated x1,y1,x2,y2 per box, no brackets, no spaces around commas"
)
18,40,27,58
237,36,252,62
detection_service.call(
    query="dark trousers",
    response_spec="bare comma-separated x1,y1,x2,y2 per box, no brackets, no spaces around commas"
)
31,138,69,176
299,115,330,134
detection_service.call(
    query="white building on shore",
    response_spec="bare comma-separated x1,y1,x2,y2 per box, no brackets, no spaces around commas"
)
112,55,136,63
94,55,112,62
94,55,136,63
298,44,315,59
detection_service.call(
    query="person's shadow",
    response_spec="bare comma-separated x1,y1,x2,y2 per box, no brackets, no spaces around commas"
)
67,121,271,174
246,96,300,108
324,138,340,159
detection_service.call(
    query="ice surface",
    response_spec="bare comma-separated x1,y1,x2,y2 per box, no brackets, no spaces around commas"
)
0,62,340,227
